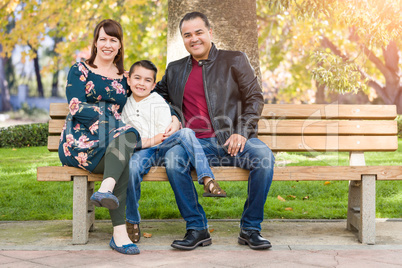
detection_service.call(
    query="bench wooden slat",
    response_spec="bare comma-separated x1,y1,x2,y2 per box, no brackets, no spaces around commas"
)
49,103,69,119
48,136,59,151
47,135,398,152
50,103,397,120
261,104,397,119
49,119,397,136
258,120,397,135
37,165,402,182
376,170,402,180
49,119,65,134
258,135,397,151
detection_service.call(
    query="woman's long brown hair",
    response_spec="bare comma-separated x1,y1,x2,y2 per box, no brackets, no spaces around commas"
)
86,19,124,75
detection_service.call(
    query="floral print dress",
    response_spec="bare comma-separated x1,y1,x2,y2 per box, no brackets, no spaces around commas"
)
58,62,140,172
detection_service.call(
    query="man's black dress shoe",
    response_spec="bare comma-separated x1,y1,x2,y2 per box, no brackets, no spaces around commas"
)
171,229,212,250
238,229,272,250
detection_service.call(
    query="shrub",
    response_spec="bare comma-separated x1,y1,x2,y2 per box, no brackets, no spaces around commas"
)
397,115,402,139
0,123,49,148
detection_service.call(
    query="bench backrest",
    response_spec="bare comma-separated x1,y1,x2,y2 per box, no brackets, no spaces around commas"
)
47,103,398,153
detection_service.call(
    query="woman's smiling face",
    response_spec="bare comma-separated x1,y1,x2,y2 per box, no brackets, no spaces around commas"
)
95,27,121,62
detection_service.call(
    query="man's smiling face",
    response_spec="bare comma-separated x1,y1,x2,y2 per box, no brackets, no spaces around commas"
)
181,17,213,62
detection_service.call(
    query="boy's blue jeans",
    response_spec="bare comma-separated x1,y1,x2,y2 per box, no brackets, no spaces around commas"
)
126,128,215,224
164,137,275,231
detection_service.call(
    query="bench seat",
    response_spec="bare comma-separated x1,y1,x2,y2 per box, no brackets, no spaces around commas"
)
37,103,401,245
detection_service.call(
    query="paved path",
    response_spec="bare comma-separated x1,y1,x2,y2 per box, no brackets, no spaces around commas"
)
1,219,401,267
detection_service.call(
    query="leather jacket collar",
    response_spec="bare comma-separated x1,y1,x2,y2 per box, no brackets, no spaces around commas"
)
186,42,218,66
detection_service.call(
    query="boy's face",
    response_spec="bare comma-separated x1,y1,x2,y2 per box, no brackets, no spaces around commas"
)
128,66,156,102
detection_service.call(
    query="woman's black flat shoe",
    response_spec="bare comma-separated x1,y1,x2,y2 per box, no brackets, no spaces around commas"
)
90,191,119,209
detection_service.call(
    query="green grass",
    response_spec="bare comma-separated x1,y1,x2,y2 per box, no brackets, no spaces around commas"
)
1,141,401,221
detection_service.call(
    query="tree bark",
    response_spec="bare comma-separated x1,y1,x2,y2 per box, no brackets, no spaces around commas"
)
27,43,44,98
0,44,12,111
51,36,62,97
32,49,44,97
51,69,59,97
167,0,261,85
315,83,326,104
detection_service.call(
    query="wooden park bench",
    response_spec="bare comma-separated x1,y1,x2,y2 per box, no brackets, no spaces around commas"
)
37,103,401,245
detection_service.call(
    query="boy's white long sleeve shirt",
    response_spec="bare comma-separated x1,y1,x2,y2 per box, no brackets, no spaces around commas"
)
121,92,172,139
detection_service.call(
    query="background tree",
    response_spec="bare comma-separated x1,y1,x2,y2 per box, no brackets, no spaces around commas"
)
0,44,12,111
0,0,168,98
28,45,44,97
1,0,401,113
167,0,260,82
0,3,16,111
257,0,402,112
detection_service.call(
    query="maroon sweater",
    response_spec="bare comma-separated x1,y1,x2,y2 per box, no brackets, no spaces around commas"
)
182,58,215,138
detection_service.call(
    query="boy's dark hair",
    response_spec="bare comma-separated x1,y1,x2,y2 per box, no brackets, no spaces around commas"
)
179,11,211,33
129,60,158,82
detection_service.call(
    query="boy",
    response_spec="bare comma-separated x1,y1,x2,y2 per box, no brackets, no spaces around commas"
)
122,60,226,243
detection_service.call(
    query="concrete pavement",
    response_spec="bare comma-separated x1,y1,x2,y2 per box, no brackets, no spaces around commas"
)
1,219,401,267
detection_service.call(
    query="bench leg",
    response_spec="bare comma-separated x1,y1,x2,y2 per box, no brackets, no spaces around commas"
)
88,181,95,232
72,176,93,245
360,175,376,245
347,175,376,244
347,180,360,232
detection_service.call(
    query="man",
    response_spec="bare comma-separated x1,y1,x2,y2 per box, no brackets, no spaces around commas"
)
155,11,275,250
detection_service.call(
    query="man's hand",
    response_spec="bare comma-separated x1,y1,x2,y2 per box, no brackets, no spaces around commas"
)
224,134,247,156
164,116,181,139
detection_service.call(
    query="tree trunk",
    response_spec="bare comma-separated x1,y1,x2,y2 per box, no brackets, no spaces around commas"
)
315,83,326,104
315,61,327,104
51,68,59,97
51,36,62,97
386,83,402,114
0,44,12,111
396,86,402,114
167,0,261,84
381,41,402,113
28,44,44,98
32,49,44,97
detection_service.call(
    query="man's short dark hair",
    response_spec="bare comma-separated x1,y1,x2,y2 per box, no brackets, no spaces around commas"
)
129,60,158,82
179,11,211,33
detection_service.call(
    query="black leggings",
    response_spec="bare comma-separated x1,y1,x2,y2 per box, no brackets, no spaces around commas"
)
93,132,137,226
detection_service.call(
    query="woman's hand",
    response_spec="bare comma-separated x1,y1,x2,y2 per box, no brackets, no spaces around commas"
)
164,116,181,139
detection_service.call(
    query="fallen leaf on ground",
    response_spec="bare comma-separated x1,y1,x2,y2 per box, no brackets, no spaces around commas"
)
287,195,296,199
303,196,309,200
143,232,152,238
285,207,293,211
277,195,286,202
209,229,214,233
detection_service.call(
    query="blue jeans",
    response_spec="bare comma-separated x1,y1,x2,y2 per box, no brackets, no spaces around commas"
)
164,137,274,231
126,128,215,224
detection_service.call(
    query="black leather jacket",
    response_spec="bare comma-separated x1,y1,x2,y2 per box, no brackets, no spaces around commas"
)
154,43,264,146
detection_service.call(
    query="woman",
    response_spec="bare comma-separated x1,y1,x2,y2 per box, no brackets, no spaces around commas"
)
58,19,140,255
